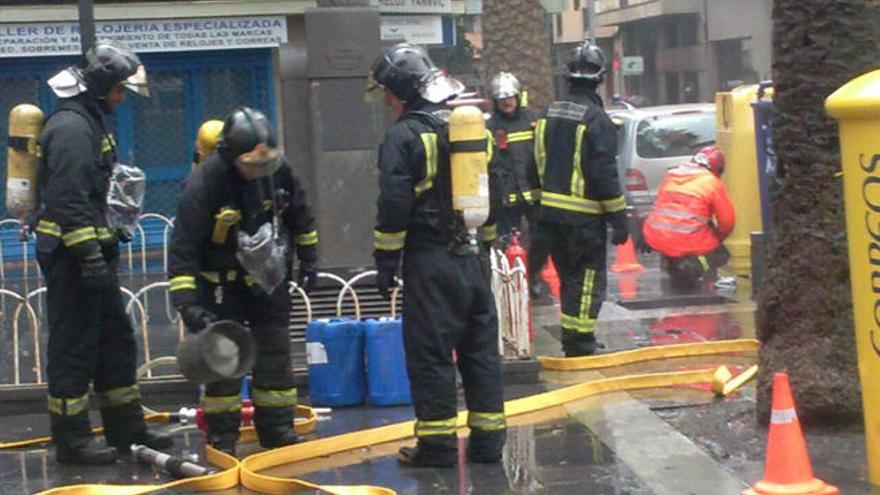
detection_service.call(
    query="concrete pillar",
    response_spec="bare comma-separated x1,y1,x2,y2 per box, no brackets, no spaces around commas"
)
279,3,384,271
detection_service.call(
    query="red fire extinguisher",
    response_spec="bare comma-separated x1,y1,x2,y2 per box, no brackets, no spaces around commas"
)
505,229,533,341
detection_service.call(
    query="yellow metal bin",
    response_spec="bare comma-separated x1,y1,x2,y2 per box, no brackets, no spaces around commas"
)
826,69,880,487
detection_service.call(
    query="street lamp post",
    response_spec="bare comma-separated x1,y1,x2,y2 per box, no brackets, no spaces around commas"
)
587,0,596,43
78,0,95,55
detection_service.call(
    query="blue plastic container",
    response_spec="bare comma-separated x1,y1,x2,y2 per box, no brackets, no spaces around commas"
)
306,318,366,407
364,317,412,406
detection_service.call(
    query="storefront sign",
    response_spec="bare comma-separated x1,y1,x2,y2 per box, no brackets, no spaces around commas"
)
376,0,452,14
0,16,287,57
380,15,444,45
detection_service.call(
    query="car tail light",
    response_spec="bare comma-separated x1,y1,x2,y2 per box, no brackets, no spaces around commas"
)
625,169,648,192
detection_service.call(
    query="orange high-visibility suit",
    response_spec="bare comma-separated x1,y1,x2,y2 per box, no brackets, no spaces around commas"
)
643,164,735,257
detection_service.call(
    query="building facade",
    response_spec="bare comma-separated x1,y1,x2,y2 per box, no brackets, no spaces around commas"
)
552,0,773,105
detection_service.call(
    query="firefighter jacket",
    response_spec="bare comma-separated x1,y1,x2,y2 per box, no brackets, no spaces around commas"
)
168,152,317,308
35,95,119,251
373,103,498,261
642,164,735,258
534,87,626,227
487,107,540,206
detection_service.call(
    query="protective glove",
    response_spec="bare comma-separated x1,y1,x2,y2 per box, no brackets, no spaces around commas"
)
71,241,116,291
609,211,630,246
374,250,401,301
376,267,398,301
179,305,218,333
296,260,318,294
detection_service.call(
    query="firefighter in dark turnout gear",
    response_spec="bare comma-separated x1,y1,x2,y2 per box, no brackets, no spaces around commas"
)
367,43,506,468
169,107,318,456
35,41,171,465
534,41,629,357
486,72,550,295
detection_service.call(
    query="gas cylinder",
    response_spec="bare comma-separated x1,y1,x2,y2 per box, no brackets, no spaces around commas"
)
505,228,527,269
448,105,490,233
194,119,224,167
6,104,44,219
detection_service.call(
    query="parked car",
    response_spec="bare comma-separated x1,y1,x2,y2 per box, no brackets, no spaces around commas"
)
609,104,717,248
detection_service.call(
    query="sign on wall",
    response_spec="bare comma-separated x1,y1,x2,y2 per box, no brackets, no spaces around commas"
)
622,56,644,76
376,0,452,14
380,15,444,45
0,16,288,58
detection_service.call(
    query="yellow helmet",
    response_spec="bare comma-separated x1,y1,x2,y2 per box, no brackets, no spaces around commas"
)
195,119,224,162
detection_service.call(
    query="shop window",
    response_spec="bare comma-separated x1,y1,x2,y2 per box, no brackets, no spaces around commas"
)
0,49,274,218
203,67,255,120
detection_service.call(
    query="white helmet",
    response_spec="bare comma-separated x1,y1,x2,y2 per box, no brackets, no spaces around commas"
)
489,72,521,100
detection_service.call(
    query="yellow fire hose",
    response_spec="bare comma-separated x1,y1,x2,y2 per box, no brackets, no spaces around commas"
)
539,338,760,371
22,340,758,495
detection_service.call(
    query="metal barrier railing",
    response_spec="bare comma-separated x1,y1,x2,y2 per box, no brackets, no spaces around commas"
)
0,215,532,388
490,248,531,359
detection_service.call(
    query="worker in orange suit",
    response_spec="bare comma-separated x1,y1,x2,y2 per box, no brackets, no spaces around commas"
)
643,145,735,290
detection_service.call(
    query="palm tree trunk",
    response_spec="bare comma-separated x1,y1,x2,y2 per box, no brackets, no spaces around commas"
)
756,0,877,424
481,0,554,111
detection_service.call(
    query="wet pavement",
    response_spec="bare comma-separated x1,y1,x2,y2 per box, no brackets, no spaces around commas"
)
0,250,874,494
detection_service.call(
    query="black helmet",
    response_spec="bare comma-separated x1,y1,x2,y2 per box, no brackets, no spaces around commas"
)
219,107,282,178
82,41,149,98
565,41,607,82
366,43,463,104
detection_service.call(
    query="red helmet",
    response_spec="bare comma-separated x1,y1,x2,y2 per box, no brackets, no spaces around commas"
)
691,145,725,177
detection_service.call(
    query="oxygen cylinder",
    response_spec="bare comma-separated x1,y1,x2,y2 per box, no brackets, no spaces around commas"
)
194,119,224,166
6,104,44,219
448,105,490,233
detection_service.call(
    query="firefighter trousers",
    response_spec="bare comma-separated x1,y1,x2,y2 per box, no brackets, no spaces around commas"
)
540,221,608,355
195,278,297,447
38,243,147,452
402,244,506,458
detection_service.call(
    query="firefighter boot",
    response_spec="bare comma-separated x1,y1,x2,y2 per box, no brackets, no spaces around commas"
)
208,433,238,457
467,429,506,463
52,412,117,465
397,436,457,468
255,405,298,449
206,410,242,456
562,330,600,357
102,401,174,453
113,429,174,454
258,429,298,449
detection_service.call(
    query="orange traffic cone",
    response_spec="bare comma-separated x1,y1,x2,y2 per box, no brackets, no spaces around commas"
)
541,259,560,300
743,373,838,495
617,273,638,301
610,237,644,273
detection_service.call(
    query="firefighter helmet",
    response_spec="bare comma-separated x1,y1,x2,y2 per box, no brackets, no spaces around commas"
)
565,41,607,82
366,43,464,104
692,145,725,177
219,107,282,179
82,41,149,98
489,72,521,100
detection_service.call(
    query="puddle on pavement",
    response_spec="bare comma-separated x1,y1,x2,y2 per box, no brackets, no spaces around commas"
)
262,412,653,495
